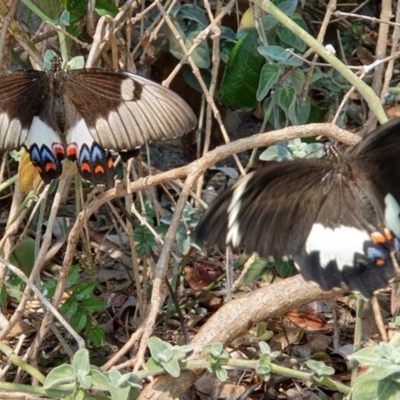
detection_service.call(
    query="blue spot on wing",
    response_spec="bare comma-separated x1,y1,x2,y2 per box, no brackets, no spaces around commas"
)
76,143,115,186
28,144,62,184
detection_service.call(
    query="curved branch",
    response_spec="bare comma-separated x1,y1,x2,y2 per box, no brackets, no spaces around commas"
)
137,275,341,399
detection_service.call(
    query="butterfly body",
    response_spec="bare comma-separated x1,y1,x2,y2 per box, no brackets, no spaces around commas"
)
0,57,197,184
195,118,400,297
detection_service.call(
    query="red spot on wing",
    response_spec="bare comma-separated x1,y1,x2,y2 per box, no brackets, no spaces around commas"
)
52,143,65,158
66,144,79,160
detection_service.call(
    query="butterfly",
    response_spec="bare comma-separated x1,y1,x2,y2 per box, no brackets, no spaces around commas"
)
195,118,400,298
0,57,197,185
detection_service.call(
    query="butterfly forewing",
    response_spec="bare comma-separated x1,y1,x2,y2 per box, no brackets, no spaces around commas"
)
196,159,334,258
0,71,47,149
350,118,400,215
64,70,197,150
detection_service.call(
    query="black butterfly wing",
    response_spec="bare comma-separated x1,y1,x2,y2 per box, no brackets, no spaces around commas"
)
195,157,396,297
63,70,197,151
0,70,48,150
195,159,334,258
350,117,400,210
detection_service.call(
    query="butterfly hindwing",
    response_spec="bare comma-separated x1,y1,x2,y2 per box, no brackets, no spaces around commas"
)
70,142,115,186
196,159,334,258
294,166,395,297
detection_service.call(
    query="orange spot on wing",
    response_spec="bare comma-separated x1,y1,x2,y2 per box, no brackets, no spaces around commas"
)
81,162,91,173
95,165,105,174
35,166,42,173
66,144,78,159
384,228,393,241
45,163,56,172
371,231,388,244
107,158,114,168
376,259,385,266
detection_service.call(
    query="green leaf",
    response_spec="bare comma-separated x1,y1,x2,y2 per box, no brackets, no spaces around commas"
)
258,45,289,63
94,0,119,17
162,357,181,378
182,65,211,93
145,357,164,374
277,85,296,117
260,143,293,161
71,308,87,332
210,343,224,357
276,258,296,277
66,264,80,288
262,14,278,31
176,4,208,28
306,360,334,377
349,346,386,366
0,284,6,308
288,68,305,95
67,56,85,70
241,258,271,285
86,325,105,347
215,367,228,382
176,225,191,255
90,369,110,391
108,380,131,400
168,22,210,69
43,365,75,389
220,26,237,42
257,64,279,101
220,30,265,109
351,373,400,400
81,298,107,313
38,0,62,19
73,349,91,377
282,55,304,67
73,282,95,300
277,0,298,16
292,96,311,125
264,98,287,129
287,138,324,159
372,364,400,381
276,18,307,51
60,298,78,320
135,225,157,257
59,10,70,26
148,337,173,363
42,279,57,298
256,354,271,378
10,236,35,276
107,369,123,384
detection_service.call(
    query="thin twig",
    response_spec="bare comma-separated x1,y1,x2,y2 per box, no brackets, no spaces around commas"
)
0,257,85,348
